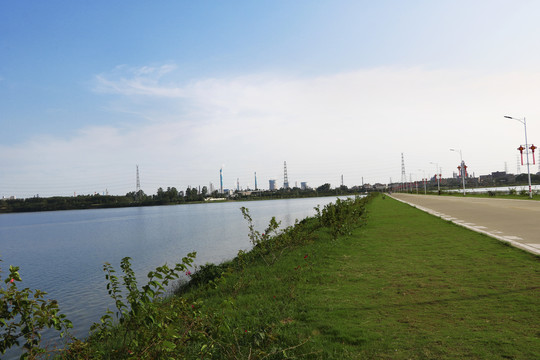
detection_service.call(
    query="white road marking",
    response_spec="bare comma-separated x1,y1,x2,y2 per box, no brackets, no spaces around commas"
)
504,236,523,241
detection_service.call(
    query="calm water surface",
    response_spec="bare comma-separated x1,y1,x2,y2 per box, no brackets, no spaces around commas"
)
0,196,345,347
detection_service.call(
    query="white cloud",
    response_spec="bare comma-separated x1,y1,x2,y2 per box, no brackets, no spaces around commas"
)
3,66,540,198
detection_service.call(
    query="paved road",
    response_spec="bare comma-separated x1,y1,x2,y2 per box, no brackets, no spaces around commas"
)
390,193,540,255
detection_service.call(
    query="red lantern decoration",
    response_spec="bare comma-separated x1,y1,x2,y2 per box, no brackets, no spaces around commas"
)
518,145,525,165
530,145,537,165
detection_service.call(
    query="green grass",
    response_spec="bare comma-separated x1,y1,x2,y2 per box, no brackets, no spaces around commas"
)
184,195,539,359
62,195,539,359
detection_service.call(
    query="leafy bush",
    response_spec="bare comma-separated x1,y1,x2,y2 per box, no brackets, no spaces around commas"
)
0,260,72,359
73,253,202,358
240,207,282,266
185,262,225,289
314,196,368,240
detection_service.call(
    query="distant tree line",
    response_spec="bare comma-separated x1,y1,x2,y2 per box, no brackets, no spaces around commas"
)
0,184,369,214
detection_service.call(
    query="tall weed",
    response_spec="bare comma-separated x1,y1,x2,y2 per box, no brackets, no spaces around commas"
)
0,260,73,359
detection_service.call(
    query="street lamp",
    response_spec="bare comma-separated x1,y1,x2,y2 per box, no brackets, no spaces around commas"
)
418,169,427,194
409,173,416,193
504,115,533,199
450,149,466,196
430,162,441,194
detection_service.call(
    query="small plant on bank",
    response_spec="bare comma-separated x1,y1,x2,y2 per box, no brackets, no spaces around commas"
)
315,196,367,240
78,252,201,358
0,259,73,359
240,207,282,265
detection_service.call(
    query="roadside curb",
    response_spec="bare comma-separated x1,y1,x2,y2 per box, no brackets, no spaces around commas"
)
389,195,540,256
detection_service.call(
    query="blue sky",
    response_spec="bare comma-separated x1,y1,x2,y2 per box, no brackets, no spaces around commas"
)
2,1,540,197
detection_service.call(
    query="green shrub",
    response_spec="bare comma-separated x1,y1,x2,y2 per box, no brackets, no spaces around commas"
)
0,260,73,359
74,253,202,359
186,262,225,288
314,196,368,240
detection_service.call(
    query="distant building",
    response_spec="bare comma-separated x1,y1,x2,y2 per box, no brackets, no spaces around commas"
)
269,179,277,191
479,171,516,185
300,182,308,190
479,174,493,184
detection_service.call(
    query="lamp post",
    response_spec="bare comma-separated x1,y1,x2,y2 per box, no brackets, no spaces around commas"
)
430,162,441,194
450,149,466,196
504,115,533,199
418,169,427,194
409,173,415,193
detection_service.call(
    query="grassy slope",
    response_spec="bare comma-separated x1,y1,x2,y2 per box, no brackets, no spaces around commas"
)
299,196,539,359
188,195,539,359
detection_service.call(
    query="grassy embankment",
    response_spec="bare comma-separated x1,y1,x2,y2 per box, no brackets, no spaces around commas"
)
64,194,539,359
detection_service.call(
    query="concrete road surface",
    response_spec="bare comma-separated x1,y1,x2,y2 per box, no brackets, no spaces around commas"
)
390,193,540,255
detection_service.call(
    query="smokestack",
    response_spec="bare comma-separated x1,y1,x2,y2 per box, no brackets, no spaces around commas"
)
220,168,223,193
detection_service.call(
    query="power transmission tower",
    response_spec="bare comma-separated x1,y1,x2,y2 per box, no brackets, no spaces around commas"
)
136,165,141,193
401,153,406,189
283,161,289,189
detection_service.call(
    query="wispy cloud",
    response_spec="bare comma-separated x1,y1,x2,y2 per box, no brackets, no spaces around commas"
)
94,64,185,97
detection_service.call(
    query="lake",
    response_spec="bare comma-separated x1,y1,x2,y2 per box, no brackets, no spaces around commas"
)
0,196,346,354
